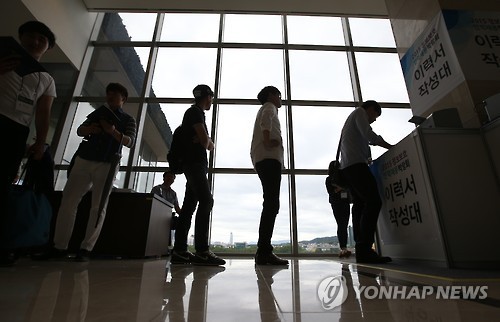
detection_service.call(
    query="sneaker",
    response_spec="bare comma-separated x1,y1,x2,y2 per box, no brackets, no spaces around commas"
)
338,249,352,258
170,250,196,265
75,249,91,262
32,247,68,261
192,250,226,266
255,252,289,266
356,249,392,264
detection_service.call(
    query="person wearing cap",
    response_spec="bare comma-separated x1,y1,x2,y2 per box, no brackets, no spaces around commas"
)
170,84,225,266
250,86,288,266
0,21,57,266
339,100,393,264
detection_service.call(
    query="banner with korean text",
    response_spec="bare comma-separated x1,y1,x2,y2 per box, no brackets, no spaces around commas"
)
443,10,500,81
400,12,465,117
370,131,446,261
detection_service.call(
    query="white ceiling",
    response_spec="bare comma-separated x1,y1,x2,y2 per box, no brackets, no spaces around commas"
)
82,0,389,17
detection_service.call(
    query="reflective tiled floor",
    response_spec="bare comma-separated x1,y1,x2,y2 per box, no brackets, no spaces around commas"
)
1,256,500,321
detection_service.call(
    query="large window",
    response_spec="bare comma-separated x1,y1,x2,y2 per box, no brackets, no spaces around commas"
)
55,13,413,256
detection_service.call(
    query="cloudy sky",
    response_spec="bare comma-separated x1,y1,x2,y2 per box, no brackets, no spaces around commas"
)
73,12,416,246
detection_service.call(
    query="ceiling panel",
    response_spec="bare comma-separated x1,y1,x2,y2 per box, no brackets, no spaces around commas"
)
82,0,388,17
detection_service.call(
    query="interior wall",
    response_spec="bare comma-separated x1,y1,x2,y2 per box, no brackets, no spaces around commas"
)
12,0,98,69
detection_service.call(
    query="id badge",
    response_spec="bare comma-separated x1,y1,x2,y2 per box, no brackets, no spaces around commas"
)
15,93,35,115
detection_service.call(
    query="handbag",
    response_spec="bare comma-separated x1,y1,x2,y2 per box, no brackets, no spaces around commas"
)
329,137,347,189
0,154,53,249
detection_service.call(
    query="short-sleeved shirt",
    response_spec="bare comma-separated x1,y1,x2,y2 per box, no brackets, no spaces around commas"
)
0,70,56,127
151,184,179,208
250,102,284,168
182,104,208,165
339,107,383,169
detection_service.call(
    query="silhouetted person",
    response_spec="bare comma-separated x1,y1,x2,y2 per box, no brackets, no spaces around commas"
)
251,86,288,266
339,100,393,264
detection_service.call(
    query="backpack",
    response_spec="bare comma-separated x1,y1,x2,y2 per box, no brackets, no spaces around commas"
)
167,125,188,174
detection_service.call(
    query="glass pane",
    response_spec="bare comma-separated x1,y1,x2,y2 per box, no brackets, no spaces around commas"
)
289,50,353,101
98,13,157,42
355,52,410,103
151,48,217,98
287,16,345,46
296,175,352,254
82,47,150,97
219,49,285,99
215,105,288,169
223,14,282,44
211,174,290,253
161,13,220,42
349,18,396,48
369,108,415,160
293,106,353,169
136,102,172,168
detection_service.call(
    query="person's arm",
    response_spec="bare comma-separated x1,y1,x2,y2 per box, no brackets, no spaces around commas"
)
355,110,393,150
193,123,214,151
28,95,53,160
77,121,102,137
376,139,393,149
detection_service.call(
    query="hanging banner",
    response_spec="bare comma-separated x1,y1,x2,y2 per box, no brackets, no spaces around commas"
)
400,12,465,117
443,10,500,81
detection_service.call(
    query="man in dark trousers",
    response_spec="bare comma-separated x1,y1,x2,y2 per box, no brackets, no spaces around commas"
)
170,84,225,266
250,86,288,266
339,100,393,264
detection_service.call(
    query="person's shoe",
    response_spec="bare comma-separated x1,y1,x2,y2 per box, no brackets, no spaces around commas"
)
170,250,196,265
255,252,289,266
192,250,226,266
75,249,91,262
32,247,68,261
356,249,392,264
338,249,352,258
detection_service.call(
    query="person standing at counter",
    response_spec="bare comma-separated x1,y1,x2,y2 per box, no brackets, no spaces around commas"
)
339,100,393,264
151,170,182,214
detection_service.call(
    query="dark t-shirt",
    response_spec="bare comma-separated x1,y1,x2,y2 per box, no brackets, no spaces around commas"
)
182,105,208,165
78,105,136,162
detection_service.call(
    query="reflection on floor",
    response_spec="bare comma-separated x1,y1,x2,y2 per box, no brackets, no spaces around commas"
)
1,256,500,321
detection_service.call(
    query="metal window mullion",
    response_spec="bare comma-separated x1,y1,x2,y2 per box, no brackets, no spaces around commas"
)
124,12,164,189
342,17,362,105
208,13,224,188
53,13,104,166
283,14,299,257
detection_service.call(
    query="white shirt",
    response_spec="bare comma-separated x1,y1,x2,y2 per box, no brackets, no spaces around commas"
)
0,70,56,127
250,102,284,168
339,107,383,169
